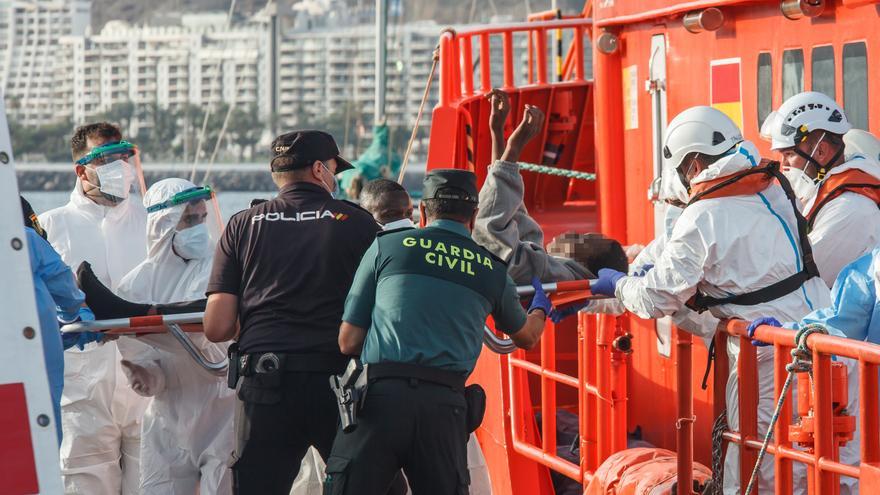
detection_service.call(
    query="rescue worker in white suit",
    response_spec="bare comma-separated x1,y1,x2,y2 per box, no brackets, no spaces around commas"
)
844,129,880,163
762,92,880,288
114,178,234,495
39,123,149,494
589,106,831,494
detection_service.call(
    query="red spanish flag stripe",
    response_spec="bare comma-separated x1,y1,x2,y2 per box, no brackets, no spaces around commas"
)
711,62,740,104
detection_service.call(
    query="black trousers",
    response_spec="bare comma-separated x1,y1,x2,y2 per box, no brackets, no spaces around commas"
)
323,378,471,495
232,370,410,495
232,370,339,494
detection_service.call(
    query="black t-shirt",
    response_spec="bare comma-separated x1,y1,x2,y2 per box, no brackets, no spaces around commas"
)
207,182,380,355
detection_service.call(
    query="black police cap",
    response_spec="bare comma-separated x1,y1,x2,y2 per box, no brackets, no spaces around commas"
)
422,169,478,203
270,130,354,173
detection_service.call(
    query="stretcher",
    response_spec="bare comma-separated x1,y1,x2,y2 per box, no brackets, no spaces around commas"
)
485,279,607,354
60,313,227,376
60,279,604,370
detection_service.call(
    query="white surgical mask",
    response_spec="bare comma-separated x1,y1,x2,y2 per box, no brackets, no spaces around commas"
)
172,224,210,261
782,166,820,201
94,160,135,200
319,161,338,198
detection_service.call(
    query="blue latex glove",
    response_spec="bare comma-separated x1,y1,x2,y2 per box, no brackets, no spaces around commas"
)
632,263,654,277
528,277,553,316
549,301,588,323
61,331,104,351
747,317,781,347
592,268,626,297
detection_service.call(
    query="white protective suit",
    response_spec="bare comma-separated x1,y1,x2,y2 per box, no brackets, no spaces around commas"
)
39,179,149,495
801,156,880,288
114,178,234,495
613,140,833,495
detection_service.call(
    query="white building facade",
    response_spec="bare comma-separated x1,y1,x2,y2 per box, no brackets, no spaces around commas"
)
0,0,90,126
53,15,272,128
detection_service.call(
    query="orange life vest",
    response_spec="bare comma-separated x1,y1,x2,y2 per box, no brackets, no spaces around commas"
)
803,168,880,228
687,162,775,203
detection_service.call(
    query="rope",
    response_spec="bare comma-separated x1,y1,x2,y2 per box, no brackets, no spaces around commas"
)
743,324,829,495
397,46,440,184
518,161,596,181
703,410,728,495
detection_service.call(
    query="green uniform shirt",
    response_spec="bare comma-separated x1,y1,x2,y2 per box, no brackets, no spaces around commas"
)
343,219,527,373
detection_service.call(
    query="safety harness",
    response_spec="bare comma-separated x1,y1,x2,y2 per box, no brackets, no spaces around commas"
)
684,161,820,314
803,167,880,229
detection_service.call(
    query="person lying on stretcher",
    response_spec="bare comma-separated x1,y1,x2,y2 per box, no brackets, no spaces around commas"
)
472,89,628,286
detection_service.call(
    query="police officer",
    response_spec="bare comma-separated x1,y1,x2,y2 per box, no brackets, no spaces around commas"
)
326,169,551,494
203,130,380,494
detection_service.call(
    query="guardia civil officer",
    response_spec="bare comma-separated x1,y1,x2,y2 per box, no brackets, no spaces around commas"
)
203,130,380,494
325,169,551,494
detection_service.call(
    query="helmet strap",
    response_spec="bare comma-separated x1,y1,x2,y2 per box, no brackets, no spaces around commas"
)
792,131,841,183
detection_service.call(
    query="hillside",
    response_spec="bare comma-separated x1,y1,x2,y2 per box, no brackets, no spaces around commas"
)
91,0,587,31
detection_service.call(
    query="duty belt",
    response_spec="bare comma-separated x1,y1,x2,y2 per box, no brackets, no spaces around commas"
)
241,352,348,376
368,362,468,391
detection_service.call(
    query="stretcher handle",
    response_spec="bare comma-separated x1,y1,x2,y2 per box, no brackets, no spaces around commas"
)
61,313,228,376
60,312,206,333
515,279,594,297
166,323,228,376
483,325,517,354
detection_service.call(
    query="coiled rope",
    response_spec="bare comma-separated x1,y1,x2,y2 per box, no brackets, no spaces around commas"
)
743,323,829,494
518,162,596,181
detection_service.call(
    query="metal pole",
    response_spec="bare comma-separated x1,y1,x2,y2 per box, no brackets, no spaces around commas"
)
374,0,387,125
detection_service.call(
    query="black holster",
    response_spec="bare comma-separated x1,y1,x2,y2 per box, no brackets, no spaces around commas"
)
329,359,367,433
464,384,486,433
227,343,241,389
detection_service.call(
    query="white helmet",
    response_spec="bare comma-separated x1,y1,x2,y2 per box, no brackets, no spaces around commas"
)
763,92,851,151
663,106,743,190
843,129,880,162
663,106,743,170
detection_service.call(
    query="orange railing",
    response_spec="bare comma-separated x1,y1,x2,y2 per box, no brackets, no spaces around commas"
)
713,320,880,494
427,17,596,208
436,18,591,105
507,311,630,486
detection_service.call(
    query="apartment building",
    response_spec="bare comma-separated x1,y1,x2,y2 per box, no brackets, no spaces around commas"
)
52,13,272,129
0,0,90,126
276,21,441,132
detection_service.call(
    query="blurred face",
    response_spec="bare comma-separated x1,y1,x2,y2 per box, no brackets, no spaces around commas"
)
176,201,208,230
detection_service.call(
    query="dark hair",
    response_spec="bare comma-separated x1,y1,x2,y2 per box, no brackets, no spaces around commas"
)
547,232,628,275
360,179,411,224
71,122,122,161
270,154,312,172
422,197,477,223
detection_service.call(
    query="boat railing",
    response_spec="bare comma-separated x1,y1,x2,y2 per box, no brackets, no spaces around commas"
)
60,312,228,376
714,319,880,494
436,17,593,107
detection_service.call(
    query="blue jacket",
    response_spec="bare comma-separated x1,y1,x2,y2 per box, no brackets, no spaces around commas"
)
26,227,89,442
795,247,880,344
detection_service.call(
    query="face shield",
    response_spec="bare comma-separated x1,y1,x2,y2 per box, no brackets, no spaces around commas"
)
76,141,146,203
146,186,223,261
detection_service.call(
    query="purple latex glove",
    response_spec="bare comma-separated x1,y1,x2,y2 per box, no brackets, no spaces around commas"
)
549,301,588,323
632,263,654,277
747,316,781,347
591,268,626,297
528,277,552,316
